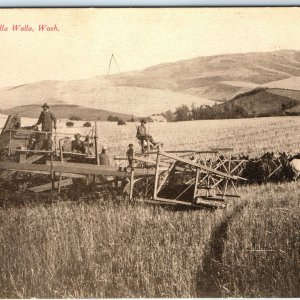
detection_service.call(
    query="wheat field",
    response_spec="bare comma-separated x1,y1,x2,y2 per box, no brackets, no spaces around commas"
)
0,116,299,297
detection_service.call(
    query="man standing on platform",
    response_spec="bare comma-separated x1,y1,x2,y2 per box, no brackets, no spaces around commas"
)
35,103,57,150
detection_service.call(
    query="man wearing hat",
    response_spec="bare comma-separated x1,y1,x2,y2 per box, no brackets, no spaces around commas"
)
35,103,57,150
136,119,159,151
71,133,85,153
35,103,57,132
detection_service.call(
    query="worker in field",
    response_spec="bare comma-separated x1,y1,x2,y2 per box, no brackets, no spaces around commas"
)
136,119,162,152
83,135,94,155
35,103,57,150
35,103,57,133
126,143,134,166
99,145,110,165
71,133,85,153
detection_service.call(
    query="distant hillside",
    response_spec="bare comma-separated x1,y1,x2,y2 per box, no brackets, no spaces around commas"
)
0,78,214,116
227,88,300,116
109,49,300,101
175,87,300,121
203,88,300,119
0,104,136,121
1,50,300,116
263,76,300,90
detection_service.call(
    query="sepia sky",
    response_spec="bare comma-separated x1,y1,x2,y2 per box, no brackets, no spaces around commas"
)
1,8,300,87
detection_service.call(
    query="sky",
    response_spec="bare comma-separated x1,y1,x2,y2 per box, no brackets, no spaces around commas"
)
1,7,300,87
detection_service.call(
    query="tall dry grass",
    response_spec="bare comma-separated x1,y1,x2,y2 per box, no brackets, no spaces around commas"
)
0,182,299,297
213,182,300,297
0,202,226,297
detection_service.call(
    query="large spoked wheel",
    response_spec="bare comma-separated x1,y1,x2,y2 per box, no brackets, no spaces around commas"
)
123,177,155,201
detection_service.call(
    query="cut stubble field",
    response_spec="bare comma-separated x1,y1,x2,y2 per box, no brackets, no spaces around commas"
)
0,116,299,297
96,116,300,158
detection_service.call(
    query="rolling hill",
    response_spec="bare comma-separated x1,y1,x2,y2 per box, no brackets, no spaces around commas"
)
0,104,136,121
108,49,300,101
1,49,300,118
201,87,300,118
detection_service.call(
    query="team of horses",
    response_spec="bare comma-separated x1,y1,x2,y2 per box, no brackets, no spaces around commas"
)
219,152,300,184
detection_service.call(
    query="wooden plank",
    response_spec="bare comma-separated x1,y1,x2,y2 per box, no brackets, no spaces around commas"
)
135,150,219,156
10,169,86,178
134,156,170,167
13,149,53,154
19,154,27,163
50,161,156,176
136,198,177,206
29,178,73,193
160,151,245,181
0,154,45,179
114,156,169,167
157,161,176,193
0,161,155,177
153,150,161,199
154,196,193,206
26,155,44,163
166,150,219,154
195,198,227,208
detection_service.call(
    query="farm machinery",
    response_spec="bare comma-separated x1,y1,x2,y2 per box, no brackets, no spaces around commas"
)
0,114,247,208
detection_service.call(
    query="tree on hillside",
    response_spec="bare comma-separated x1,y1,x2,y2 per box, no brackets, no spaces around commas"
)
107,115,121,122
163,110,175,122
175,105,191,121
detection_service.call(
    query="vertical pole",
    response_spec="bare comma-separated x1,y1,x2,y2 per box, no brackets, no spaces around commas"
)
54,129,58,157
94,121,100,165
147,140,150,154
8,130,11,157
50,152,55,202
193,168,200,200
153,145,161,199
129,148,135,201
222,179,228,200
57,173,62,194
59,139,63,162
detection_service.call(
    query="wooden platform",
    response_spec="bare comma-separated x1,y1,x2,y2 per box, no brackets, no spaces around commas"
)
0,161,156,177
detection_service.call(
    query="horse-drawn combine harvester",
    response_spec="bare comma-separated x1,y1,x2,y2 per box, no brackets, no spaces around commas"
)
0,114,249,208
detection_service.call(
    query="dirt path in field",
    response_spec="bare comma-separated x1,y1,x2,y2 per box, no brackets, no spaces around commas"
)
196,202,247,297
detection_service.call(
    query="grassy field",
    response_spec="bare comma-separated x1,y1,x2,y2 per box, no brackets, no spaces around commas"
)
0,116,299,297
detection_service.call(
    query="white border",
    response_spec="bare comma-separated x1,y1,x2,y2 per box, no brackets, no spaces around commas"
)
0,0,300,7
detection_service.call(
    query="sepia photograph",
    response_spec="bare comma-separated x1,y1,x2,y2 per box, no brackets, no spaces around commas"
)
0,7,299,298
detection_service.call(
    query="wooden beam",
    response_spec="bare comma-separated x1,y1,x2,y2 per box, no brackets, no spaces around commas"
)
154,196,193,206
160,151,245,181
26,155,44,163
0,161,155,177
13,149,53,154
114,156,169,167
156,161,176,193
0,154,44,179
8,169,86,178
129,149,135,201
153,148,161,199
29,178,73,193
49,161,156,176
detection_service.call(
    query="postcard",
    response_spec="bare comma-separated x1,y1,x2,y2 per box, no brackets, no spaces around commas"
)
0,7,299,298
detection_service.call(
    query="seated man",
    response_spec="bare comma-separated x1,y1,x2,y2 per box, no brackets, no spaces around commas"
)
136,120,162,152
71,133,85,154
83,135,94,156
